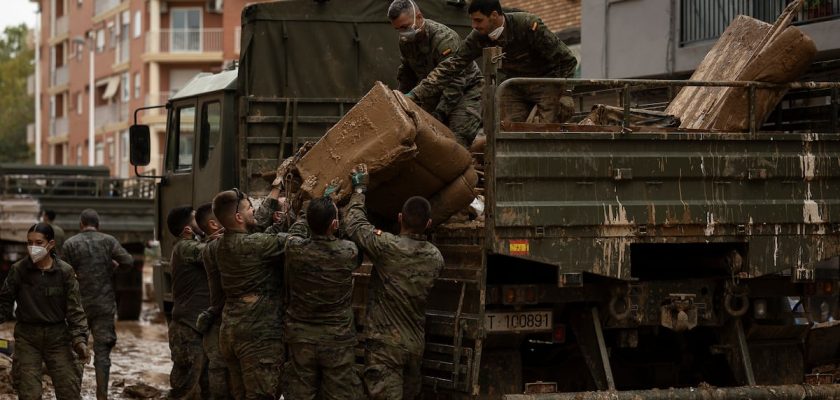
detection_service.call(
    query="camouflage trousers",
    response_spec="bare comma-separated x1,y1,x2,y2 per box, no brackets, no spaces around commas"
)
220,298,285,400
88,314,117,397
203,321,234,399
12,323,83,400
168,321,209,399
283,341,362,400
363,340,423,400
446,82,483,148
500,82,574,124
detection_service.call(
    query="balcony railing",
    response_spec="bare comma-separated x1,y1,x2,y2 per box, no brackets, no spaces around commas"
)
50,117,68,137
680,0,840,46
94,0,121,16
54,15,68,37
51,65,69,87
94,102,129,128
146,29,224,54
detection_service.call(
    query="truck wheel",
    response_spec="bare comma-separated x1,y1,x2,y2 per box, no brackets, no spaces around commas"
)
116,289,143,320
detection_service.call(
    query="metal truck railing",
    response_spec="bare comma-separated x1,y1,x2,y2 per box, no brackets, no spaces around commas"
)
0,173,156,199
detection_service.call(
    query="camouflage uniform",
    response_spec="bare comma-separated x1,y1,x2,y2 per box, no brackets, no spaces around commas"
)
411,12,578,124
169,237,211,399
397,19,483,147
62,229,134,398
344,193,445,400
0,256,89,400
283,215,362,400
203,228,289,400
200,232,234,400
48,222,66,257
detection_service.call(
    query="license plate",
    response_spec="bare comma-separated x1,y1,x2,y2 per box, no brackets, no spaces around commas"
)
485,310,553,333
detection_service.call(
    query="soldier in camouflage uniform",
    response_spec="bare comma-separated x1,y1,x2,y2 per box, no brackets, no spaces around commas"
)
166,206,211,399
344,164,445,400
62,208,134,400
407,0,578,124
388,0,483,147
195,202,234,400
0,223,89,400
42,209,66,256
203,189,289,399
283,196,363,400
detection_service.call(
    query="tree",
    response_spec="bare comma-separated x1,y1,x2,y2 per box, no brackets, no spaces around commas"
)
0,24,34,163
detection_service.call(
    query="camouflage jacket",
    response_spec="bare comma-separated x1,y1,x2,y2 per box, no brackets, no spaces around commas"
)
211,219,288,300
284,216,359,345
49,222,66,257
397,19,482,117
200,232,225,318
412,12,577,103
344,193,444,355
62,229,134,318
171,237,209,331
0,256,89,346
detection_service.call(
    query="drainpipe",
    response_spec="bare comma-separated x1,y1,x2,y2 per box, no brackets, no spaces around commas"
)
34,5,42,165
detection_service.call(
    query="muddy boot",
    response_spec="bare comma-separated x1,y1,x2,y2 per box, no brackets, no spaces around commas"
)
95,366,110,400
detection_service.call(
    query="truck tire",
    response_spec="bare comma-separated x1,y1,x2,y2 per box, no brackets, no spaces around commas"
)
116,289,143,320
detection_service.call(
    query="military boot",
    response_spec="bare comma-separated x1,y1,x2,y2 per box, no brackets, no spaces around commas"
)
95,366,110,400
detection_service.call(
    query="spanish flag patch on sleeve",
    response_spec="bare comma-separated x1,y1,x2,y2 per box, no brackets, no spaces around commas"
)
442,48,452,56
531,21,538,31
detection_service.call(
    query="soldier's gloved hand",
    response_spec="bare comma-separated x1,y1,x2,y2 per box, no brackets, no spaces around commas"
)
350,164,369,194
196,310,216,333
73,341,90,364
323,179,340,199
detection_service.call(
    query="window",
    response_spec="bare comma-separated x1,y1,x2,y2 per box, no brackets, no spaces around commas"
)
95,142,104,165
76,144,82,165
95,29,105,52
167,105,195,172
133,11,142,39
76,92,83,115
120,130,129,177
170,8,202,52
121,72,130,102
107,138,115,163
199,101,221,168
134,73,141,99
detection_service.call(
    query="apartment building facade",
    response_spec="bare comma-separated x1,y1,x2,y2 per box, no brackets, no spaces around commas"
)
581,0,840,79
31,0,256,176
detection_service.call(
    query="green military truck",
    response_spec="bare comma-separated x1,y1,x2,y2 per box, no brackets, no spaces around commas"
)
130,0,840,398
0,164,156,320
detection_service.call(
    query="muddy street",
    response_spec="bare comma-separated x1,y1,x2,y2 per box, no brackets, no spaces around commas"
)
0,286,172,399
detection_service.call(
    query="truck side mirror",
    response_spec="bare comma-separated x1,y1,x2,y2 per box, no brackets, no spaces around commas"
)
130,124,151,166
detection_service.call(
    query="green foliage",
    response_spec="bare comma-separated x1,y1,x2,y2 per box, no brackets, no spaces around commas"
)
0,24,34,163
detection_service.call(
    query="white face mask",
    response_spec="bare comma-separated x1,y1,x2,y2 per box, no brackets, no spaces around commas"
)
488,25,504,40
28,246,49,263
398,0,424,42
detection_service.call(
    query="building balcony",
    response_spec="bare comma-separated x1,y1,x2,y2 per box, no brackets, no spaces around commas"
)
95,102,129,129
51,65,69,88
143,29,224,63
680,0,840,46
94,0,122,18
49,117,68,138
53,15,68,39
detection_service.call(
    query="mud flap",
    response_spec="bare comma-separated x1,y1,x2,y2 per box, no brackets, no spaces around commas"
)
569,307,615,391
479,350,522,400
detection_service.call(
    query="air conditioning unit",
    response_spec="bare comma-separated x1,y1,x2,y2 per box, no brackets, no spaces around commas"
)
207,0,223,14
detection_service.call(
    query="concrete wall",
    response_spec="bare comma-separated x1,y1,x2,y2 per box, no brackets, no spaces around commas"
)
582,0,840,79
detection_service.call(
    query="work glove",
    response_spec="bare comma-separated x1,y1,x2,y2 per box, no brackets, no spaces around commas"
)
195,310,217,333
323,178,341,199
350,164,369,194
73,341,90,364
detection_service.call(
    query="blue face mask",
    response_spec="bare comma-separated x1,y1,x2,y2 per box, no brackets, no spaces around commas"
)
398,1,424,42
